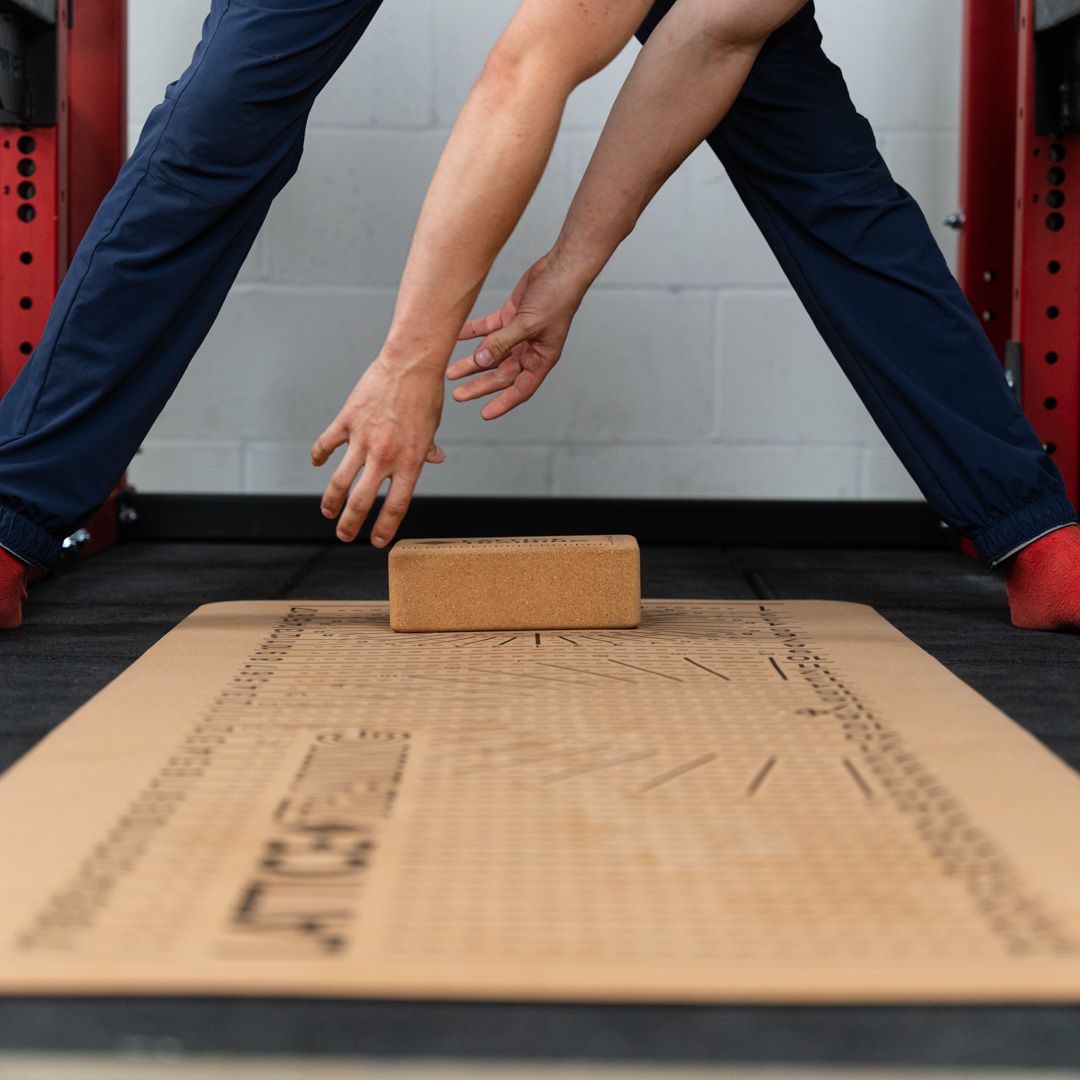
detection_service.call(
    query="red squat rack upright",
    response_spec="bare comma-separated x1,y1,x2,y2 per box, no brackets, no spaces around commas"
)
957,0,1080,508
0,0,127,561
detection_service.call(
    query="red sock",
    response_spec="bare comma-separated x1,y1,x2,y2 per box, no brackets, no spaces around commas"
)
0,547,29,630
1005,525,1080,632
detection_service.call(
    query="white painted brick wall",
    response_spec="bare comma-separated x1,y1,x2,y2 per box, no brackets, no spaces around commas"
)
126,0,964,502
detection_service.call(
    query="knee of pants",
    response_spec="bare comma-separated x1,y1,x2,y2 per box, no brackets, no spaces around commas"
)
151,42,311,197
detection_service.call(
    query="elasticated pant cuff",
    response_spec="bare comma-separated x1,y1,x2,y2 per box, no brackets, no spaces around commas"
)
975,492,1078,568
0,503,61,572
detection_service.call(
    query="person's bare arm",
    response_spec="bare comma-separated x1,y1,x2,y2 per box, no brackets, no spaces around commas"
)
450,0,809,419
312,0,653,546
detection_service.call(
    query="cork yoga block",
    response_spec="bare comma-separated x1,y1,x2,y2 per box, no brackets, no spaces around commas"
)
388,535,641,632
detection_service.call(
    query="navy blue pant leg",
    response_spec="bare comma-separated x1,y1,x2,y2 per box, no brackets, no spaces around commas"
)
640,2,1077,566
0,0,384,570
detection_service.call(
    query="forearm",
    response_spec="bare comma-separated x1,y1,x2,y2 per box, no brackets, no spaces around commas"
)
382,67,569,371
550,0,805,293
380,0,653,375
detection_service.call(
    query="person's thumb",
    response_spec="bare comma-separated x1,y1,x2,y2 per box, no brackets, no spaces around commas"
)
474,315,536,369
425,442,446,464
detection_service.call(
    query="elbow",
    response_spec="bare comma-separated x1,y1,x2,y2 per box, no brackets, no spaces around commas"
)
694,23,764,58
475,37,606,102
694,0,804,55
473,44,531,99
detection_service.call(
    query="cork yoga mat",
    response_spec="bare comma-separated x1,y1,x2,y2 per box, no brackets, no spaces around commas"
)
3,600,1080,1002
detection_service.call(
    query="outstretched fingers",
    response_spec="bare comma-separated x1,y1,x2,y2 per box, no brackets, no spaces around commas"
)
311,420,347,467
481,367,544,421
320,444,365,519
458,310,506,342
468,314,538,371
370,470,421,548
336,459,387,543
446,351,489,382
451,358,522,401
327,442,444,543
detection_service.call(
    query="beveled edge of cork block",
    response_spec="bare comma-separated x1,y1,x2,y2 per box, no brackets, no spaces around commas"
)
390,535,638,556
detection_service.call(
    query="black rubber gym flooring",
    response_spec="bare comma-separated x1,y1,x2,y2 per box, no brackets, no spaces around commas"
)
1,539,1079,1067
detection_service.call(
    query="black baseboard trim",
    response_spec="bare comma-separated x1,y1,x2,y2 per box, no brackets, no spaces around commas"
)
126,494,957,549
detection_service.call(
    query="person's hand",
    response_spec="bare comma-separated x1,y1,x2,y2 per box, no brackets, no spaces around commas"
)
447,253,586,420
311,354,446,547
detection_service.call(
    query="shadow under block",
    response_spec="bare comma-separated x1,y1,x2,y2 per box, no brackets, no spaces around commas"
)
388,535,641,632
3,600,1080,1001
